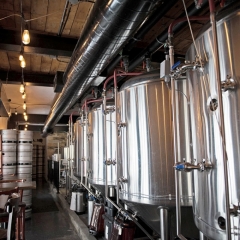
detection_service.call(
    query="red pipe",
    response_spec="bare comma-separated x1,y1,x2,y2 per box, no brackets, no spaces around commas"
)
103,69,142,90
208,0,215,13
168,15,209,36
82,98,112,110
220,0,225,8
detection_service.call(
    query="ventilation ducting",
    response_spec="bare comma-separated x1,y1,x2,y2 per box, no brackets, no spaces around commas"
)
42,0,159,137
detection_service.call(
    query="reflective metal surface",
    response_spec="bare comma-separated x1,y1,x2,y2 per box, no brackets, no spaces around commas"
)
73,119,88,179
18,130,33,141
1,129,17,141
74,121,80,177
186,6,240,239
88,105,116,195
42,0,159,137
174,79,193,206
118,71,175,234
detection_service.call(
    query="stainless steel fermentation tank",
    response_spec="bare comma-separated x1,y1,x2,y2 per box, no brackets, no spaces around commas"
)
117,71,193,236
74,119,87,180
186,4,240,239
88,105,116,195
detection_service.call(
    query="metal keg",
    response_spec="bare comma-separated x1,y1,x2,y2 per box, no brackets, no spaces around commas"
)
2,165,16,175
22,190,32,208
2,142,16,152
17,151,32,163
17,131,33,178
17,163,32,174
1,129,17,177
18,130,33,141
17,143,33,152
2,152,16,164
1,129,17,142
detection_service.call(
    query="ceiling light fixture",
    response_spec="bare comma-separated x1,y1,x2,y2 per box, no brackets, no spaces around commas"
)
20,58,26,68
24,127,27,131
23,101,26,110
20,83,24,93
25,124,28,128
24,115,28,121
15,108,18,115
23,111,26,116
22,92,26,99
22,24,30,45
19,51,24,61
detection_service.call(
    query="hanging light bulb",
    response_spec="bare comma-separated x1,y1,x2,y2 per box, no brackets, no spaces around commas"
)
20,58,26,68
24,115,28,121
15,108,18,115
23,101,26,110
22,24,30,45
20,83,24,93
25,124,28,128
19,53,23,61
24,127,27,131
22,92,26,99
23,111,26,116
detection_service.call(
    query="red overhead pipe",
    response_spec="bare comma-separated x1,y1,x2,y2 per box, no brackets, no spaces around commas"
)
82,98,112,111
168,15,209,36
69,111,79,123
103,69,142,90
220,0,225,8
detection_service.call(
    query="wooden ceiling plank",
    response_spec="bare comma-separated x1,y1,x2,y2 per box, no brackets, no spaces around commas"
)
30,55,41,72
49,59,60,74
0,10,16,28
0,1,14,11
69,2,93,37
58,62,67,72
0,51,10,70
45,0,65,34
30,0,49,32
7,51,21,71
142,0,197,43
40,56,52,74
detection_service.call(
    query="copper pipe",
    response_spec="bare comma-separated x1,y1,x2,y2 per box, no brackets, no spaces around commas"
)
168,15,209,37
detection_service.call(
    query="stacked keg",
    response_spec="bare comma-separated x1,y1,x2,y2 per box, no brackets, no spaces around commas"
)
17,130,33,219
1,130,17,178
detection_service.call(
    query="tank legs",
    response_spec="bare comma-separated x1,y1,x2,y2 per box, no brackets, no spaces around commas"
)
199,231,208,240
159,207,169,240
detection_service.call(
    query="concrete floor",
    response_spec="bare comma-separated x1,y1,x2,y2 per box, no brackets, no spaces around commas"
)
25,180,80,240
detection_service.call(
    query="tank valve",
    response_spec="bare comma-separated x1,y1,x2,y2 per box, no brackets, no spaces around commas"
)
104,159,116,165
174,160,212,172
118,176,128,183
221,75,236,91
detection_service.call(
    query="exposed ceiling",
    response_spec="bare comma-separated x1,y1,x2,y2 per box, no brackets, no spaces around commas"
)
0,0,212,130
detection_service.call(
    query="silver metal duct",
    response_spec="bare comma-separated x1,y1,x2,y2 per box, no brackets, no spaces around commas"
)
42,0,159,137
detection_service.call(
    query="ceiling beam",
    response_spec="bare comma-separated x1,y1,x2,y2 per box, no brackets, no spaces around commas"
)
0,71,55,87
0,29,77,57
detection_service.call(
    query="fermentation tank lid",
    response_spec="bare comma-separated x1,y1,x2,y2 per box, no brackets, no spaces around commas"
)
120,70,163,91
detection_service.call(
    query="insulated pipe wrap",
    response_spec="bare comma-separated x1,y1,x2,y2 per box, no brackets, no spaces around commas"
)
42,0,159,137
